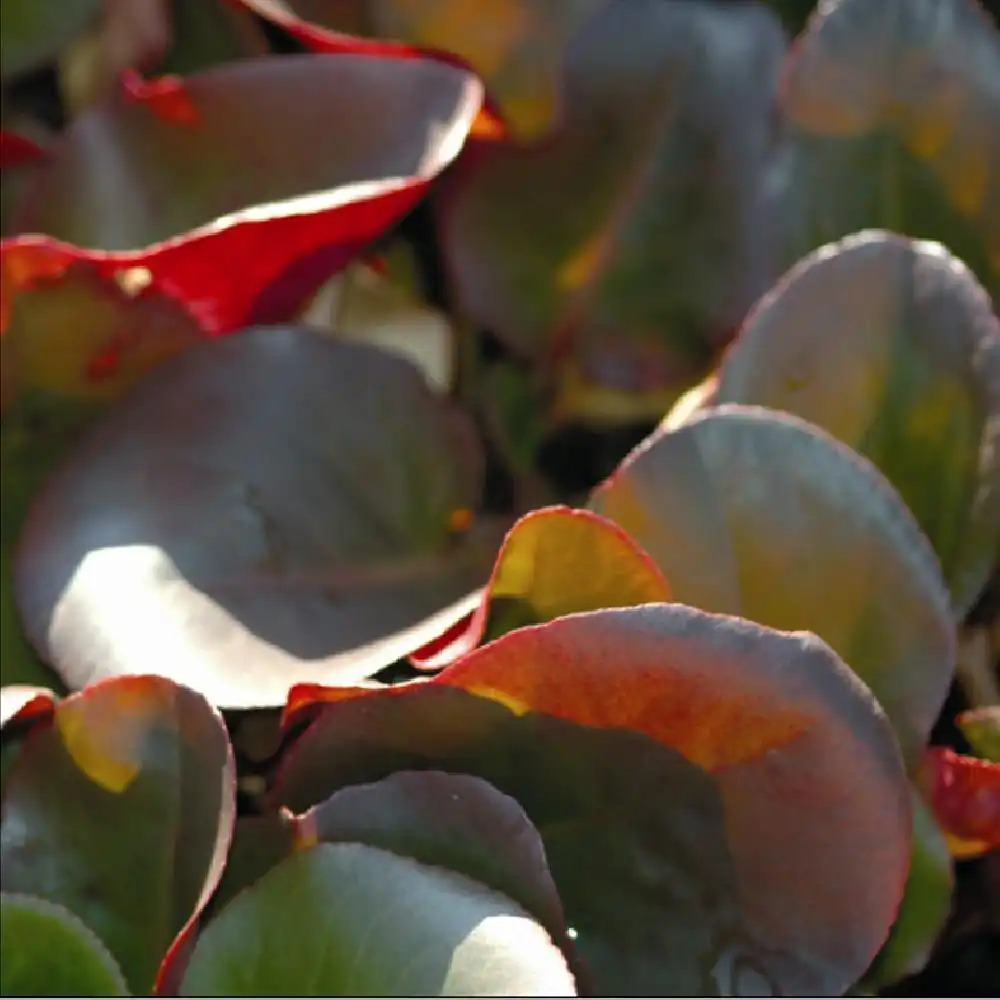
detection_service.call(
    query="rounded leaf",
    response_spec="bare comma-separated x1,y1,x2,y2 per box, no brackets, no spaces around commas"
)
275,603,911,996
0,674,236,993
590,405,955,767
13,328,489,708
180,842,578,996
713,230,1000,614
0,893,128,997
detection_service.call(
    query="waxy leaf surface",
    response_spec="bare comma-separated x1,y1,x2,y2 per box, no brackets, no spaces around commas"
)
274,603,911,996
180,842,578,996
14,328,489,708
0,675,235,993
7,53,482,332
438,0,785,415
590,405,955,768
766,0,1000,298
713,231,1000,614
412,505,670,669
0,893,128,997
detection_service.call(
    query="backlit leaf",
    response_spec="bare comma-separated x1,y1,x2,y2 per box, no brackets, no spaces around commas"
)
180,843,578,996
437,0,786,418
766,0,1000,298
274,603,911,996
0,675,235,993
712,231,1000,614
590,405,955,768
13,328,490,709
0,893,129,997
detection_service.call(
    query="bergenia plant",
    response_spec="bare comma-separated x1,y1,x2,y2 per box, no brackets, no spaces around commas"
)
1,0,998,996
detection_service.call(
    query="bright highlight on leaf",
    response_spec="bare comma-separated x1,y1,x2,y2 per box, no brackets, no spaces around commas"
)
591,405,955,769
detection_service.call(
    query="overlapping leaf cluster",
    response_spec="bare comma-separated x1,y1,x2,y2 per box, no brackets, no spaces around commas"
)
1,0,999,996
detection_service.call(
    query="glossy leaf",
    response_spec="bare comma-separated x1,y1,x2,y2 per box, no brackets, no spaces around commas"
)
591,405,955,768
14,328,490,709
766,0,1000,298
0,675,236,993
0,0,100,79
413,505,670,669
7,54,482,332
958,705,1000,762
180,842,578,996
438,0,785,417
921,745,1000,859
274,604,911,996
712,231,1000,615
0,893,129,997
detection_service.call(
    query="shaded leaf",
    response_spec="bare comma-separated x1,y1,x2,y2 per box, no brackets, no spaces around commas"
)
0,0,101,79
438,0,785,419
274,604,911,996
7,53,482,332
413,505,670,669
766,0,1000,298
181,843,577,996
0,893,129,997
0,675,235,993
14,328,490,709
295,770,574,959
863,789,954,988
958,705,1000,762
920,745,1000,858
712,230,1000,615
590,405,955,768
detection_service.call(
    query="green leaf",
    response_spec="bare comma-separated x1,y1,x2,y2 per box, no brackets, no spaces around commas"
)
0,893,129,997
274,603,912,995
957,705,1000,762
180,843,578,996
0,675,236,993
13,328,491,709
590,405,955,768
712,231,1000,615
767,0,1000,298
0,0,100,79
438,0,786,417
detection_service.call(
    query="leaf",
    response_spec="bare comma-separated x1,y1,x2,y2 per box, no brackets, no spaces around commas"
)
590,405,955,769
0,675,235,993
180,842,578,996
6,53,482,332
957,705,1000,762
711,230,1000,615
13,328,490,709
0,0,101,79
0,684,55,731
0,893,129,997
920,745,1000,859
295,771,573,958
412,505,670,669
862,789,953,989
437,0,786,419
766,0,1000,299
273,604,911,996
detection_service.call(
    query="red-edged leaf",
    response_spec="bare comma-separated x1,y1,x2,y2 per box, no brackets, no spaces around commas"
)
273,604,911,996
921,745,1000,859
6,54,483,333
0,675,236,994
13,328,493,709
411,505,669,669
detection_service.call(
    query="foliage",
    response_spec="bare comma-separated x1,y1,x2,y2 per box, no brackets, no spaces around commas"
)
1,0,999,996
